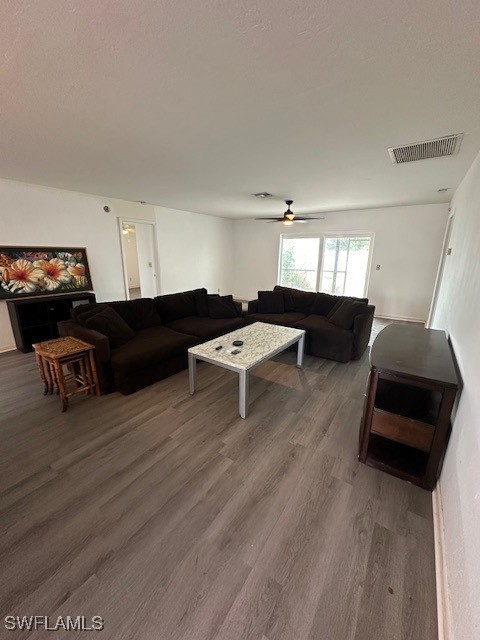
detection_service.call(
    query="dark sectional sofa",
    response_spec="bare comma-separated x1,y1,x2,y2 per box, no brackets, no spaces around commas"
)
58,288,246,395
246,285,375,362
58,285,375,396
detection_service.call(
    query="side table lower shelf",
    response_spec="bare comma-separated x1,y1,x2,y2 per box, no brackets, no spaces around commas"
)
364,434,430,486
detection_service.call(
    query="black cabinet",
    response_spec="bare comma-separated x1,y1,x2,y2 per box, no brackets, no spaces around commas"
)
7,292,96,352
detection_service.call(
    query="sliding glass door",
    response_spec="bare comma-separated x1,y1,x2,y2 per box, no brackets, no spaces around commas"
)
320,236,372,297
279,234,373,297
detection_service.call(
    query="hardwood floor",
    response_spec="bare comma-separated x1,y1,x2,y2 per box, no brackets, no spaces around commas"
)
0,320,437,639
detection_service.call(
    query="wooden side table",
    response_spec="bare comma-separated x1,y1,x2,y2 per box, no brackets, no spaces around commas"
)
33,337,100,412
359,323,458,491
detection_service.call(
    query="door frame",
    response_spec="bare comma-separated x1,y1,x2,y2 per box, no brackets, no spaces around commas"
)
118,217,160,300
426,209,454,328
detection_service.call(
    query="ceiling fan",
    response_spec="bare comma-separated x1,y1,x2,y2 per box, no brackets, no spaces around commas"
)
255,200,325,225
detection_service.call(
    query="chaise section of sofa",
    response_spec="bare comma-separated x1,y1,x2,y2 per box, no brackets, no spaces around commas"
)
245,285,375,362
58,288,246,395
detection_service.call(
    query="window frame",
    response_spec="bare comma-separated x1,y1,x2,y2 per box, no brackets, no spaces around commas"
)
278,231,375,297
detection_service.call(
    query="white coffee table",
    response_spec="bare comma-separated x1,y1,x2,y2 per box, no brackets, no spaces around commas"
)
188,322,305,419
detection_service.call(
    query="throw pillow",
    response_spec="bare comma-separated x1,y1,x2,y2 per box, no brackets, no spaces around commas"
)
311,293,339,316
327,296,367,319
257,291,285,314
328,300,367,330
73,303,109,326
195,292,219,317
273,286,296,312
85,307,135,348
208,295,238,319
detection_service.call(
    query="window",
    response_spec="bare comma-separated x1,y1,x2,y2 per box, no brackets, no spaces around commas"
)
278,236,320,292
279,234,373,298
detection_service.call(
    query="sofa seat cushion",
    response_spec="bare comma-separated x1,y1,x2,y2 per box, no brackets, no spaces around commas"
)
166,316,246,340
111,326,199,374
294,314,354,362
245,312,307,327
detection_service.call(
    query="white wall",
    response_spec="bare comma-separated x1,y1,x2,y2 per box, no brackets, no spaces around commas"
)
232,203,449,321
0,178,154,352
155,206,234,295
431,151,480,640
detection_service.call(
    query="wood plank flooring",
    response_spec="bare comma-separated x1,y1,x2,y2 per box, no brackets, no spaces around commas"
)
0,320,437,639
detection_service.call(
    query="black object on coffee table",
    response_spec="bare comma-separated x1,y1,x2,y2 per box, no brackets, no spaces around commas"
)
232,340,243,347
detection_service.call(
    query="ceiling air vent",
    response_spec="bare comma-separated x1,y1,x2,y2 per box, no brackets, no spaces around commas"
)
388,134,463,164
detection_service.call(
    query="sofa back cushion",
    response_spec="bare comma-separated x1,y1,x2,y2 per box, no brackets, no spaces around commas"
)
257,291,285,314
208,295,238,319
274,285,316,314
154,288,207,322
311,293,339,316
109,298,161,330
85,307,135,348
328,299,368,330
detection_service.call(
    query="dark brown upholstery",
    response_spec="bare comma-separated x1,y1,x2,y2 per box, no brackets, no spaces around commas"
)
58,289,245,395
85,307,135,348
246,288,375,362
245,312,307,326
154,288,207,322
257,291,285,314
293,315,354,362
110,326,199,395
352,307,375,360
207,295,238,318
108,298,161,330
166,316,246,340
274,285,316,314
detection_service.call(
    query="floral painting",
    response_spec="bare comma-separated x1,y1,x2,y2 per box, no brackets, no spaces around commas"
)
0,247,92,299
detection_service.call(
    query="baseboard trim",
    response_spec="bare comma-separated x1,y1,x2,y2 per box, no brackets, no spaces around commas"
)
374,314,426,323
0,345,16,354
432,486,451,640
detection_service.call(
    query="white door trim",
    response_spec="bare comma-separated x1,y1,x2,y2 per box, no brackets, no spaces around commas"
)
427,209,454,328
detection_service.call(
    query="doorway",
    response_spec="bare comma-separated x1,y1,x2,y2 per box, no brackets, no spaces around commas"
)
119,219,159,300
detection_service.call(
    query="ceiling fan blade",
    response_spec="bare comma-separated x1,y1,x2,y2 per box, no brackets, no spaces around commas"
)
294,216,326,220
254,217,284,221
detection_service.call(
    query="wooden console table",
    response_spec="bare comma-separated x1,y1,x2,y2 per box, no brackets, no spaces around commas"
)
359,323,458,491
33,337,100,412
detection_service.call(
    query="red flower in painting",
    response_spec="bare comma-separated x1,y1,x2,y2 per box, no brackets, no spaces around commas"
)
1,259,44,293
34,258,71,290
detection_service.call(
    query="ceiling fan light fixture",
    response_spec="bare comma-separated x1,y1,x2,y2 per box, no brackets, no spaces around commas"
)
283,219,294,226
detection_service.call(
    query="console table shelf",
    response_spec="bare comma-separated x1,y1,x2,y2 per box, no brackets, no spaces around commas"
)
359,323,458,491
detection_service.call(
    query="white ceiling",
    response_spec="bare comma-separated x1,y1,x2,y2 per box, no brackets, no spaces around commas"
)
1,0,480,218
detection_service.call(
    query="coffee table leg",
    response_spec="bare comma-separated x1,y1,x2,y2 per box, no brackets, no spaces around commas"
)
239,369,249,419
296,333,305,368
188,353,197,395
